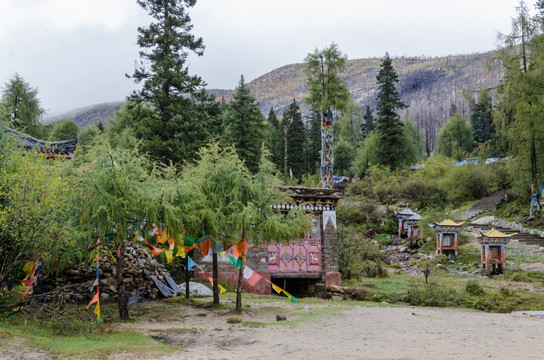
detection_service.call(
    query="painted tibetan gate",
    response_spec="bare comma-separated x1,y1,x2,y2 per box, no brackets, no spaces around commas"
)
267,186,341,288
268,215,322,273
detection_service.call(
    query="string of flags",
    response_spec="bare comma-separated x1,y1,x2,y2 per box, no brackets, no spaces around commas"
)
87,238,101,325
140,225,299,303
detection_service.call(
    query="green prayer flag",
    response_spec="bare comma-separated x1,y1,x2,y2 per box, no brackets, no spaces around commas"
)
184,236,196,246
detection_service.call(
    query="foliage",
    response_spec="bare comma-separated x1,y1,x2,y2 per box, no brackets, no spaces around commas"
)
75,124,102,158
305,109,322,174
337,226,384,279
495,1,544,185
0,132,74,290
405,283,463,307
126,0,212,164
465,280,485,295
334,140,355,176
65,137,184,319
436,112,473,160
0,73,45,137
304,43,350,113
49,120,79,141
355,119,422,176
222,76,264,173
374,53,408,170
182,143,312,305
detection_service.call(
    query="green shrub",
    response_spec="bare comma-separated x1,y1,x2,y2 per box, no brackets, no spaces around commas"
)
337,226,384,279
405,283,463,307
361,260,388,278
465,280,484,295
377,234,392,246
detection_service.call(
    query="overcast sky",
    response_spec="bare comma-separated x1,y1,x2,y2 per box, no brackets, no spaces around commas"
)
0,0,529,117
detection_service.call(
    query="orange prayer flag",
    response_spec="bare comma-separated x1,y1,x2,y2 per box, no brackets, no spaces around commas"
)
168,238,175,250
184,244,197,253
198,238,210,256
87,292,99,309
151,247,165,257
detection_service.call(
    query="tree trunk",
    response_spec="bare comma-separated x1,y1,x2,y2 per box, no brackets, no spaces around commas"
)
185,254,190,299
235,257,244,311
212,251,219,305
116,242,129,320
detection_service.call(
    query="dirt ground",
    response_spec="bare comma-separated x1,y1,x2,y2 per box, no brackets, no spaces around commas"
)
113,300,544,360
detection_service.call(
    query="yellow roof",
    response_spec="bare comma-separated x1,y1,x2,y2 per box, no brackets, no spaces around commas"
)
434,219,465,226
476,228,516,238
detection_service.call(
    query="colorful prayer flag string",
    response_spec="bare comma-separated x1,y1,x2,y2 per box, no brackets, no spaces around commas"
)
87,239,101,325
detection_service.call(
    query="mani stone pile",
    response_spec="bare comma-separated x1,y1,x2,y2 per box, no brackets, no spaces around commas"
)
40,242,181,303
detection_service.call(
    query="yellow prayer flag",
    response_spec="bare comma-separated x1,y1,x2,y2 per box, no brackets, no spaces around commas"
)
272,283,282,294
93,302,101,318
218,284,227,294
165,250,174,263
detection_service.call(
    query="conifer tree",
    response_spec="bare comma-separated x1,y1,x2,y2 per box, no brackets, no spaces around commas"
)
437,112,473,160
127,0,207,164
222,76,264,173
361,105,375,141
374,53,408,169
283,100,306,179
306,109,322,174
471,90,495,144
263,107,282,168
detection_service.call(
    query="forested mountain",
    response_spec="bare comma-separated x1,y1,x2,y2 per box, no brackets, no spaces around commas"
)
220,51,502,154
45,52,501,154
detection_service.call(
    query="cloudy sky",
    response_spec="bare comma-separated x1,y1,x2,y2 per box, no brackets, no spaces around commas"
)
0,0,529,117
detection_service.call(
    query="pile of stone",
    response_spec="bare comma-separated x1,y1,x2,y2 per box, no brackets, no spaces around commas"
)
39,242,181,303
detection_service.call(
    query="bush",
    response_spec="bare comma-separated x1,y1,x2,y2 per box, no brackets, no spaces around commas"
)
405,283,464,307
465,280,485,295
377,234,392,246
361,260,388,278
337,226,384,279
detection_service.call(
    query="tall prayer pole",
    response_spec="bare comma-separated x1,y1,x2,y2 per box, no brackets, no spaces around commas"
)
321,111,334,188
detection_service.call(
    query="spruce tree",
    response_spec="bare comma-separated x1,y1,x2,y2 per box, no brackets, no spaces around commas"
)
264,107,282,169
127,0,207,164
471,90,495,144
374,53,408,169
284,100,306,179
222,76,264,173
361,105,375,140
306,109,322,174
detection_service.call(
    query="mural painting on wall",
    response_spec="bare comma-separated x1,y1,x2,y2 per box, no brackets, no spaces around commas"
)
268,215,322,273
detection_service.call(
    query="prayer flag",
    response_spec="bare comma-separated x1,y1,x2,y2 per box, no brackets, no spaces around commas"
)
198,238,210,256
165,250,174,263
89,278,98,292
272,283,282,294
243,266,262,286
87,292,99,309
186,256,196,270
282,290,299,303
168,238,175,250
184,236,196,246
184,244,197,253
93,302,101,324
151,247,165,257
227,254,242,269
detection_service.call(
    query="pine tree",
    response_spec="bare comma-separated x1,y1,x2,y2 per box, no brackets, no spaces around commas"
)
361,105,375,140
284,100,306,179
306,109,322,174
127,0,207,164
263,107,282,168
471,90,495,144
374,53,408,169
222,76,264,173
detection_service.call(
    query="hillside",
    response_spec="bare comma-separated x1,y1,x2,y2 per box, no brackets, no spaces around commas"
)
230,51,502,154
44,101,123,128
45,52,502,153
